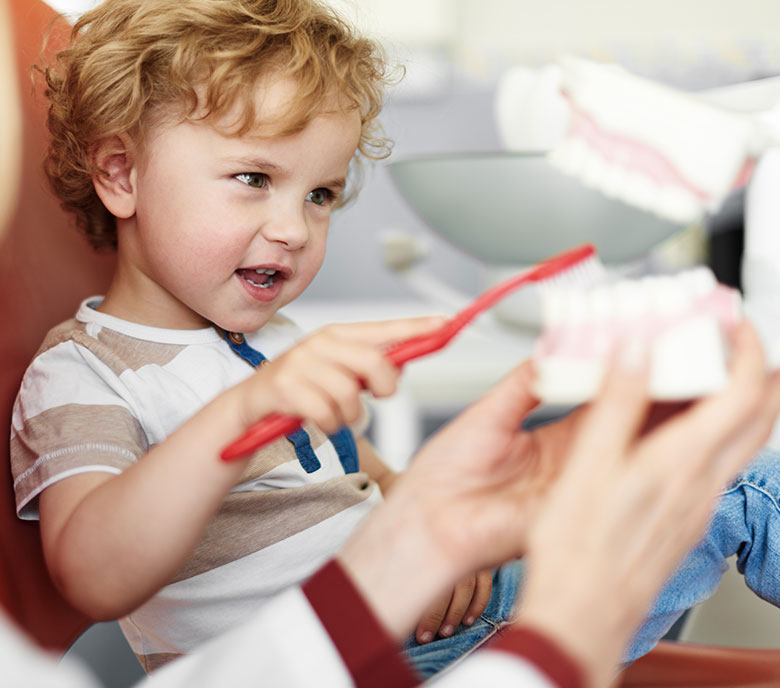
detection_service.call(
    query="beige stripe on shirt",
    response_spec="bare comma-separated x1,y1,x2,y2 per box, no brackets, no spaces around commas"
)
11,403,147,510
170,473,376,583
35,319,187,376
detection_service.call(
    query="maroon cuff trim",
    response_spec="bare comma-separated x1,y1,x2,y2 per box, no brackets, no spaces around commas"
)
490,625,585,688
302,559,419,688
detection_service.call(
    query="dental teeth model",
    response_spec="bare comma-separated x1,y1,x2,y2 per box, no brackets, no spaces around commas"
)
532,266,742,404
547,54,778,225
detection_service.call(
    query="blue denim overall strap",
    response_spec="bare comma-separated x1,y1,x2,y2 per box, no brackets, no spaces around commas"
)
220,329,359,475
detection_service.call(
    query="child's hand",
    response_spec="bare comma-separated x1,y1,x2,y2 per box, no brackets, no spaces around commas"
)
414,569,493,643
236,317,445,433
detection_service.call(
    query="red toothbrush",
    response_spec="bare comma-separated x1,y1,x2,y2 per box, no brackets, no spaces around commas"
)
220,242,603,461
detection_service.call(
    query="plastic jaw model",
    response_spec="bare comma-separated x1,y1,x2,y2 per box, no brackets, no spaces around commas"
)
532,266,742,405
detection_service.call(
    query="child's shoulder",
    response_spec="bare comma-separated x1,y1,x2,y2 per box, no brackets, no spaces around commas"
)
34,316,91,359
30,303,181,380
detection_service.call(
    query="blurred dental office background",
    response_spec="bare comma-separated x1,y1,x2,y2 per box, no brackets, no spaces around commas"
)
33,1,780,685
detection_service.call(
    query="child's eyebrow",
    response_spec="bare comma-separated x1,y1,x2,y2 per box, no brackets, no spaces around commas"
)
230,156,285,173
324,177,347,192
230,157,346,190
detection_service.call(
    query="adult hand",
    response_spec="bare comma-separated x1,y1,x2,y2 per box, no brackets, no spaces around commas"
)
517,320,780,688
338,358,580,640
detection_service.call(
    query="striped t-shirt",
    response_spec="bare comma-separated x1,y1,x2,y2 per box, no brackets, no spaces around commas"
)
10,297,380,671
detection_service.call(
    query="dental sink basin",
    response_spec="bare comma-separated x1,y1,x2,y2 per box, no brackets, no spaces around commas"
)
387,151,685,266
387,152,688,329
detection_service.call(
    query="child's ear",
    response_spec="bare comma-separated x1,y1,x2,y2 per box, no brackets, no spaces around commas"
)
91,134,137,219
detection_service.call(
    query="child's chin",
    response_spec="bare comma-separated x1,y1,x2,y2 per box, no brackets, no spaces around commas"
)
218,312,274,335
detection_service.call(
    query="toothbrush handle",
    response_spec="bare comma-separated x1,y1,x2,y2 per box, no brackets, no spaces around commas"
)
220,413,303,461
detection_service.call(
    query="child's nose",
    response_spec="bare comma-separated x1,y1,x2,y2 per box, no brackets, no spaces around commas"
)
259,204,309,250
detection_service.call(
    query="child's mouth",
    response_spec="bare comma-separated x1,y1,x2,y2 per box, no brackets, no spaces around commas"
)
237,267,278,289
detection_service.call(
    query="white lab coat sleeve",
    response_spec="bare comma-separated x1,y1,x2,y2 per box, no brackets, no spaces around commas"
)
143,586,355,687
431,649,557,687
1,611,102,688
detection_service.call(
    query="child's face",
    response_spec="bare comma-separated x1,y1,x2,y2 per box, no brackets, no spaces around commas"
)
116,77,361,332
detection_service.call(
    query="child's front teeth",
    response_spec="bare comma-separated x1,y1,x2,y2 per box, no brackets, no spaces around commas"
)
247,268,277,288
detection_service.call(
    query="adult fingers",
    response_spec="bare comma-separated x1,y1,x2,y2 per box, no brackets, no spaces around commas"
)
635,320,767,481
454,360,541,435
563,338,651,476
705,369,780,489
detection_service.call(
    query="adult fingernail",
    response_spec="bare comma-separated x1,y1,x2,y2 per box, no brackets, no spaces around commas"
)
440,625,454,637
419,631,433,643
464,616,475,626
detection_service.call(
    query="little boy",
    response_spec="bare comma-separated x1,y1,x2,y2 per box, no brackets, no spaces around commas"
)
10,0,519,677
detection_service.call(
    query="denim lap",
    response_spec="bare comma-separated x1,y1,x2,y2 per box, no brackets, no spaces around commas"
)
402,560,522,680
625,447,780,662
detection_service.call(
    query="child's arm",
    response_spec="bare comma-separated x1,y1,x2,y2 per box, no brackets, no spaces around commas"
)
38,317,444,621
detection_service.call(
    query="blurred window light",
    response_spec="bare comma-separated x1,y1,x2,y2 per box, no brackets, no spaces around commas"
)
43,0,101,20
327,0,455,48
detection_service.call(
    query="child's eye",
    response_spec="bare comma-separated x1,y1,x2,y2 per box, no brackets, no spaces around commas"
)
307,188,334,206
235,172,268,188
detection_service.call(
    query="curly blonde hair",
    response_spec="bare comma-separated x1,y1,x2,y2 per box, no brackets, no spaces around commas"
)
42,0,394,251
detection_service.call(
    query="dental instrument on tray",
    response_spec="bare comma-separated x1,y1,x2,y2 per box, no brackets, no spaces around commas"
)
220,243,606,462
546,54,780,225
533,266,742,404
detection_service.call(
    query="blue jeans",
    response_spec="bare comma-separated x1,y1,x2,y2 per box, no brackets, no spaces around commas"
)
625,447,780,662
402,560,522,679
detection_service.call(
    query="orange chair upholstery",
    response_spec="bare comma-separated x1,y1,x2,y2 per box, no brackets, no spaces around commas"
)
0,0,113,651
619,640,780,687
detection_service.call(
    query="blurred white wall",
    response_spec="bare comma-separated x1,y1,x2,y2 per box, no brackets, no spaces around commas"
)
331,0,780,86
40,0,780,303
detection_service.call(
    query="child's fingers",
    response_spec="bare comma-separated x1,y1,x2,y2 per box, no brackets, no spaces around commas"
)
274,378,347,433
302,330,403,398
462,569,493,627
437,575,477,638
415,590,453,644
319,316,447,348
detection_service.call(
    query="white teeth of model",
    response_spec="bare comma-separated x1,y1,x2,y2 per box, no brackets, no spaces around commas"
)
532,265,741,403
682,266,716,297
649,276,684,315
555,136,590,176
255,268,277,275
614,279,645,320
600,162,626,199
581,151,608,189
541,289,566,328
657,185,700,225
620,171,657,214
587,285,612,322
561,288,586,326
